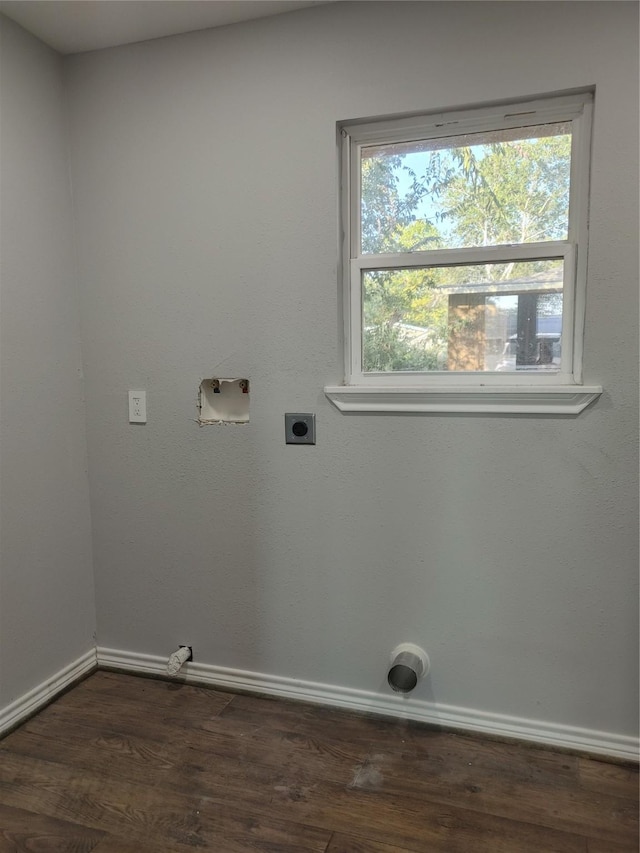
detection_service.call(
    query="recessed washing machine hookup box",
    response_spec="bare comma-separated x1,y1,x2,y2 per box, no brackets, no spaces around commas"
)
199,378,249,424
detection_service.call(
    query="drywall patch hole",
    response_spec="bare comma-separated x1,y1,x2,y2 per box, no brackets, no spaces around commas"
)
199,378,249,424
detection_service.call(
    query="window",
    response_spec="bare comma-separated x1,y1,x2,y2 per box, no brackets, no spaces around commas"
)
325,93,602,414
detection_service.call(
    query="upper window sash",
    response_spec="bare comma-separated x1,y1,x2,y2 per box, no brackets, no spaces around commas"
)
343,92,593,261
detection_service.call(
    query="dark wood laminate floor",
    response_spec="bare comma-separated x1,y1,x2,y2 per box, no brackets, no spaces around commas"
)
0,672,637,852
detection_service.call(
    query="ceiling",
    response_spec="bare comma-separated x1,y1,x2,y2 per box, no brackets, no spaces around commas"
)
0,0,336,55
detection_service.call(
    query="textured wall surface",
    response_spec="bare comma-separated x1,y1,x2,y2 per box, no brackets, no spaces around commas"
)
64,2,638,737
0,16,97,705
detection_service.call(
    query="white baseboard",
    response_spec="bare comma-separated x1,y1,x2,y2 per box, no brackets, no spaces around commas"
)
0,648,97,737
97,647,638,762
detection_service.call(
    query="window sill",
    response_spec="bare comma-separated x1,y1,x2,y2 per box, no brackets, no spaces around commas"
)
324,384,603,415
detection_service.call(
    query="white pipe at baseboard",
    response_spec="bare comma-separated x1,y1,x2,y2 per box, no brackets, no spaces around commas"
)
166,645,192,676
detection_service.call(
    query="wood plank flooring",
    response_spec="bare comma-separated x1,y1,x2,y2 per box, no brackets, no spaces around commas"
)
0,671,637,852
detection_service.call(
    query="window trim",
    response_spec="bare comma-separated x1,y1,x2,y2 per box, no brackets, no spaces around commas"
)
326,92,602,414
323,384,603,415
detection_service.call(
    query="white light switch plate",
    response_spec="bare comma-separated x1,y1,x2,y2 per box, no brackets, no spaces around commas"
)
128,389,147,423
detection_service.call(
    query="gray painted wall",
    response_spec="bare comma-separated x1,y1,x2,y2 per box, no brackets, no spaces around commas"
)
0,17,97,705
40,0,640,740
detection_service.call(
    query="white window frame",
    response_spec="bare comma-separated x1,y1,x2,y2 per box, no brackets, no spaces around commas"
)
325,93,602,415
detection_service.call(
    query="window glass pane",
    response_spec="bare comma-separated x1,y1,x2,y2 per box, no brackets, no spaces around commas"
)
362,259,563,373
361,123,571,254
